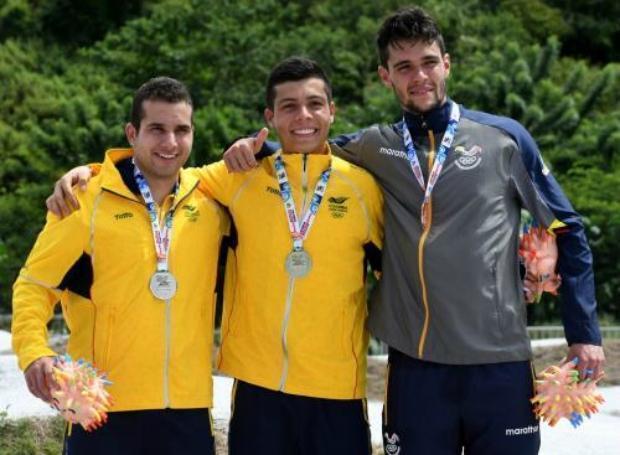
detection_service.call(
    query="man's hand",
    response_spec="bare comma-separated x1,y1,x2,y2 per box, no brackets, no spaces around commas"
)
523,272,536,303
564,343,605,381
24,356,57,403
523,272,542,303
223,127,269,173
46,165,92,218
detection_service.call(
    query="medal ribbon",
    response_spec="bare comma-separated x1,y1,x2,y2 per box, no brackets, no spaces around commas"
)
401,102,461,226
273,151,331,251
132,159,179,272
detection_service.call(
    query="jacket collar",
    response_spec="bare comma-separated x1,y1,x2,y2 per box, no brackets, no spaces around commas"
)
403,99,453,137
100,148,199,207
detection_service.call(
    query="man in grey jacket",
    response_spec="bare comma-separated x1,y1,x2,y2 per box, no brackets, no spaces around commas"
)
223,6,605,454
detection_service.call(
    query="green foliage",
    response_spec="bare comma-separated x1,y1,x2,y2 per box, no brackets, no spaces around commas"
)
0,0,153,46
0,411,64,455
562,166,620,321
498,0,569,42
0,0,618,321
0,39,130,306
544,0,620,63
0,0,38,40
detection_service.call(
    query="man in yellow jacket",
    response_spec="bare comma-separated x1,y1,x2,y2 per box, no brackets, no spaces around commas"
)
198,57,383,454
12,77,230,454
47,58,383,454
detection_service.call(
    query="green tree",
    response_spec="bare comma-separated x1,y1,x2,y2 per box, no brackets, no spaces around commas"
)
544,0,620,62
0,0,618,320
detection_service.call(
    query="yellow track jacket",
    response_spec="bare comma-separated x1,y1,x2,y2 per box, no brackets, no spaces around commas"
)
12,149,229,411
194,146,383,399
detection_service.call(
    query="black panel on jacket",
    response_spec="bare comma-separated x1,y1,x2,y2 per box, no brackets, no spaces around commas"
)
58,252,93,299
214,213,238,328
364,242,382,275
115,158,140,195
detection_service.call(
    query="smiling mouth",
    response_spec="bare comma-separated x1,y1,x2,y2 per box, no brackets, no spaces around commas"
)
155,152,178,160
291,128,318,136
409,87,434,96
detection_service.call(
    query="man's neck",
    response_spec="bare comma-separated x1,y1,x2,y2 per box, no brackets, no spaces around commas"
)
402,97,448,117
144,175,179,206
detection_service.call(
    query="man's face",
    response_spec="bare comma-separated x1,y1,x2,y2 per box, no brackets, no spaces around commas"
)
378,40,450,113
264,77,335,154
125,100,193,182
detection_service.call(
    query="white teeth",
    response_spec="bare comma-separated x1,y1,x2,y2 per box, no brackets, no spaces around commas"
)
293,128,316,135
157,153,177,159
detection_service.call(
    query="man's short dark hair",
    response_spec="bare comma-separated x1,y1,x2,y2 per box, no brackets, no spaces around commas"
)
131,76,193,129
376,6,446,67
265,57,333,109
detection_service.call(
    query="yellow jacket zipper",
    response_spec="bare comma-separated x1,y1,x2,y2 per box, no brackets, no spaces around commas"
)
278,154,309,391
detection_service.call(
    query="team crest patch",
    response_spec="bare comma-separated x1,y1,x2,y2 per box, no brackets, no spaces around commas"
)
328,196,348,218
454,145,482,170
384,432,401,455
181,204,200,222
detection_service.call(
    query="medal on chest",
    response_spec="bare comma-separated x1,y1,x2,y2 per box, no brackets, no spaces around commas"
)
273,152,331,278
149,271,178,300
133,159,179,300
401,103,461,228
285,249,313,278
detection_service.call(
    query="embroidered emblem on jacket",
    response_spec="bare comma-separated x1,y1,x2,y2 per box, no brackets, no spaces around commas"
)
181,204,200,222
328,196,348,218
266,185,280,196
114,212,133,220
454,145,482,170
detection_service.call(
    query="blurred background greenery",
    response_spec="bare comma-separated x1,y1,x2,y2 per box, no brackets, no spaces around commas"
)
0,0,618,323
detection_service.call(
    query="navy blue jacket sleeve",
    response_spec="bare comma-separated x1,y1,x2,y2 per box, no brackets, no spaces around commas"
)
502,120,601,345
516,128,601,345
463,109,601,345
328,130,369,167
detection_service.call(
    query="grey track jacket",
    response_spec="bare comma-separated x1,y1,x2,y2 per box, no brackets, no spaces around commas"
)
331,100,601,364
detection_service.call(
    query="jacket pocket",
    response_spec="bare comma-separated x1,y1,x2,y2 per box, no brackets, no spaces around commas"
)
490,252,504,337
94,307,115,371
341,292,368,365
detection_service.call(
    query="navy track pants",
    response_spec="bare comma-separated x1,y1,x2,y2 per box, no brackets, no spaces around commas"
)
63,408,215,455
229,380,371,454
382,349,540,455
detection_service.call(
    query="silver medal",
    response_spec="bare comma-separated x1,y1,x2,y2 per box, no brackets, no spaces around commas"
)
285,250,312,278
149,271,177,300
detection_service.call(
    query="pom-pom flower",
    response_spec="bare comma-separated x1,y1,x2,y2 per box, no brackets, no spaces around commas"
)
531,358,604,428
519,225,561,303
51,354,112,431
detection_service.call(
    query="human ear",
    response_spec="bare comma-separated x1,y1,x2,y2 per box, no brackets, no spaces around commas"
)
378,65,393,88
125,123,137,146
